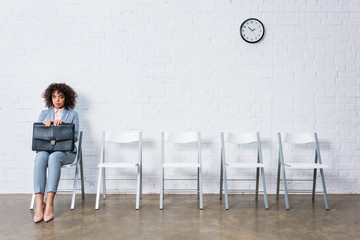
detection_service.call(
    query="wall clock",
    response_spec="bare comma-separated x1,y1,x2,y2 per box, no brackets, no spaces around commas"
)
240,18,265,43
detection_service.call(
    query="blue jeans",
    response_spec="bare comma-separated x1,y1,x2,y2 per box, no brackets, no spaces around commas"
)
33,151,76,194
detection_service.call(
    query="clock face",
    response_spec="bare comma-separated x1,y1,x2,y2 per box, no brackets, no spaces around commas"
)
240,18,265,43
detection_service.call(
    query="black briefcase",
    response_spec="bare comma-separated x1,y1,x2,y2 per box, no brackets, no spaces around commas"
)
32,123,75,152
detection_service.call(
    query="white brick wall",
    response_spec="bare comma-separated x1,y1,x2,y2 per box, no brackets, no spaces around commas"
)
0,0,359,194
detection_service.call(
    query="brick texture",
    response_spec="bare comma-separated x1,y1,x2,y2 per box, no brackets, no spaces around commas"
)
0,0,359,194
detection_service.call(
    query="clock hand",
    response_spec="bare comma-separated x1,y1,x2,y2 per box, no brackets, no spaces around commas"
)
248,26,255,31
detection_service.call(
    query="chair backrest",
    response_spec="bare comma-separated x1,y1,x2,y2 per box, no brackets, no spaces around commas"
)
224,132,258,144
163,131,199,143
278,132,323,164
283,133,315,144
100,131,142,164
104,131,141,143
73,131,83,165
221,132,263,164
161,131,201,165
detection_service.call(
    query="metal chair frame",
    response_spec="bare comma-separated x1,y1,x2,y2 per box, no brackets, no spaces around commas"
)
160,131,203,210
220,132,269,210
95,131,143,210
276,132,330,210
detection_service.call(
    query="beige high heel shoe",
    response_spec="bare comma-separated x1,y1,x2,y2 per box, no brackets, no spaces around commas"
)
44,205,54,222
33,204,46,223
44,214,54,222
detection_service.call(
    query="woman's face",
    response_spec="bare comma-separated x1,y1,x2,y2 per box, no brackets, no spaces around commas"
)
52,90,65,109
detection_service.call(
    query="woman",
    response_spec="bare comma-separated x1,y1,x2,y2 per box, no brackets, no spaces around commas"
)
33,83,79,223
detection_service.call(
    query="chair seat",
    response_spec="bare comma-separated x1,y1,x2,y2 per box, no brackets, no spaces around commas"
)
285,163,328,169
163,162,200,168
98,162,139,168
62,163,76,168
227,162,265,168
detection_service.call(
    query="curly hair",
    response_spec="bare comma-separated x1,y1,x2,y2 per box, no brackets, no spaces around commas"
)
42,83,78,110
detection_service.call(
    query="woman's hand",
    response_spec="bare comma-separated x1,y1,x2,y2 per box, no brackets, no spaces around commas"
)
42,120,52,127
53,120,63,126
42,120,63,126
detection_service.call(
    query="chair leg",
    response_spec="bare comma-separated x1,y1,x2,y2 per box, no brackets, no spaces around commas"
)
312,168,317,201
80,152,85,200
30,193,35,210
70,163,80,210
199,167,203,210
255,167,260,199
223,164,229,210
102,168,106,199
197,168,200,200
136,165,140,210
260,168,269,210
160,168,164,210
276,159,281,200
319,168,330,210
281,165,290,210
219,156,223,200
95,167,103,210
140,164,143,199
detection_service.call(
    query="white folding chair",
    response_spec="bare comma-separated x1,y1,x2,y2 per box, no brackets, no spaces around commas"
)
30,131,85,210
219,132,269,210
160,131,203,210
276,132,330,210
95,131,142,210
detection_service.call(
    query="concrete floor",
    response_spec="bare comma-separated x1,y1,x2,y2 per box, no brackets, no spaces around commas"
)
0,194,359,240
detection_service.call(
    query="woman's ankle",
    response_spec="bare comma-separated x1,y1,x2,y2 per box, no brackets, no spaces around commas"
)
36,201,45,209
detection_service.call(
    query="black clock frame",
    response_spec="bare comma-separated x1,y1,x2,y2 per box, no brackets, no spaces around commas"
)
240,18,265,44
